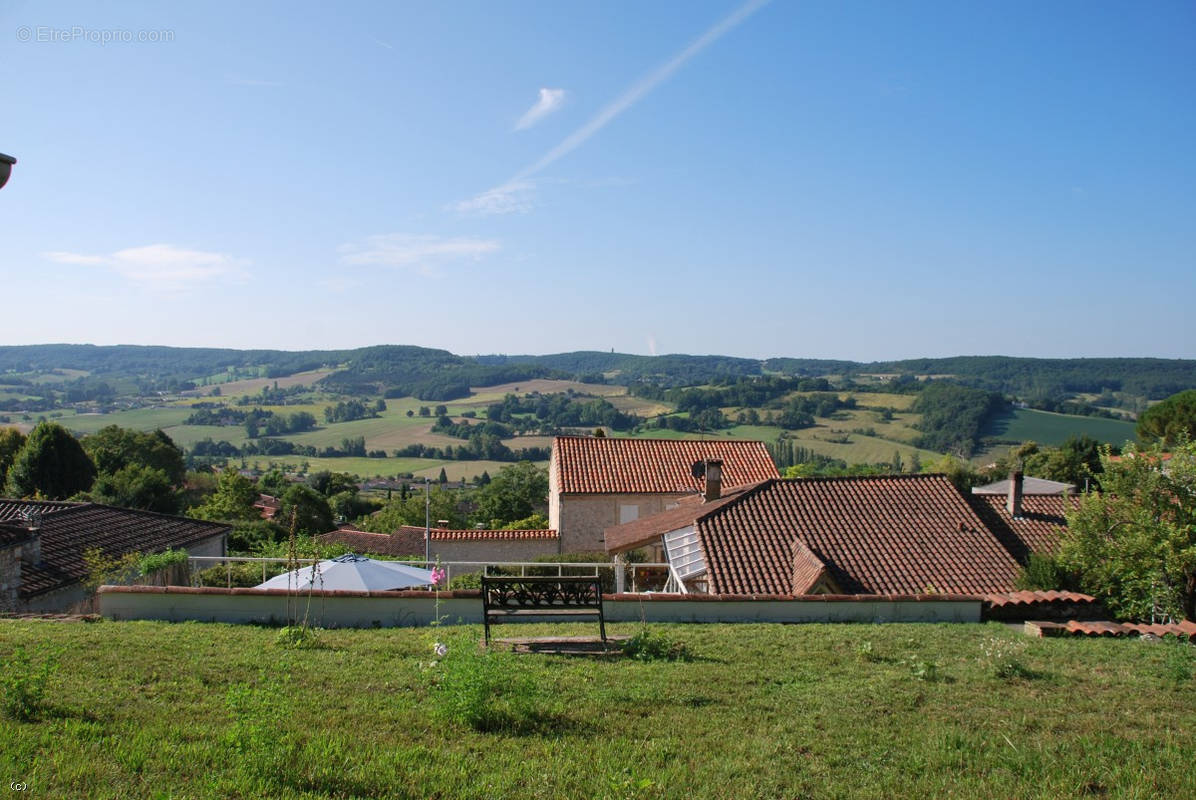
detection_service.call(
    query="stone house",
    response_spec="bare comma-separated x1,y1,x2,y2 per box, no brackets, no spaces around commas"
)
0,499,229,613
548,435,779,554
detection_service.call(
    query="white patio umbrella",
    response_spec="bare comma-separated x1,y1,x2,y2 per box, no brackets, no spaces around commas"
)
256,553,437,591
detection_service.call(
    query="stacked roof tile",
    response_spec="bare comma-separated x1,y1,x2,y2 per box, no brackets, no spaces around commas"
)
552,436,778,494
0,499,230,599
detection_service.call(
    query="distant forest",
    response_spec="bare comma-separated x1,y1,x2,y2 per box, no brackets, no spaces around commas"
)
2,344,1195,403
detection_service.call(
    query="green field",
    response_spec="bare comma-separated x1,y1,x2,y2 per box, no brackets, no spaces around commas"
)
983,408,1137,447
1,620,1192,799
232,454,544,482
617,414,940,467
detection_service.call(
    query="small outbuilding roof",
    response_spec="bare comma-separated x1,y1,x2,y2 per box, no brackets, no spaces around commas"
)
0,499,230,598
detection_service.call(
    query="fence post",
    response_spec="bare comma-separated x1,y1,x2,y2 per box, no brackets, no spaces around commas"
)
614,557,626,594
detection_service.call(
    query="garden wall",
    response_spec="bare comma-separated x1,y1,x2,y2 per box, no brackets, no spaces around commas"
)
98,586,981,627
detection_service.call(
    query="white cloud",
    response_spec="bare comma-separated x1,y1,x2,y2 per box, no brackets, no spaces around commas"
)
42,244,250,289
452,180,535,216
338,234,500,274
514,88,567,131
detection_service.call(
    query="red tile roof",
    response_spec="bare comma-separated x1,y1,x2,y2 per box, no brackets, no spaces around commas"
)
0,499,230,598
967,494,1076,560
553,436,778,494
606,474,1060,597
395,525,558,541
317,526,558,557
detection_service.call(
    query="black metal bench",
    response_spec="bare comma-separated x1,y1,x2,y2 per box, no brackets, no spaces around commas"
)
481,575,606,645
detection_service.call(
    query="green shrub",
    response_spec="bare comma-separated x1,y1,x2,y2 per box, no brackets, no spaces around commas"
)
137,548,190,579
1014,553,1075,591
1,645,59,721
622,629,691,662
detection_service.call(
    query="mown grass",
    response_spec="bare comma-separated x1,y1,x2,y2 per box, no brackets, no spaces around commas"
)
1,621,1192,799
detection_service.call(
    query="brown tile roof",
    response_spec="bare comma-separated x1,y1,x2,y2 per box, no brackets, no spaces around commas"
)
967,494,1076,560
553,436,778,494
317,526,559,557
0,499,230,598
606,474,1062,597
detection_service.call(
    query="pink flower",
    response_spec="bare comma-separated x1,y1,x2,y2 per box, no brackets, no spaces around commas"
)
430,567,446,586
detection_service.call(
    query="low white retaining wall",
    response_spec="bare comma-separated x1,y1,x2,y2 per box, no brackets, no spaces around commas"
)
98,586,981,626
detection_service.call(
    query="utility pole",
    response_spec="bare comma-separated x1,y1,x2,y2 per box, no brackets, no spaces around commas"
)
424,477,431,567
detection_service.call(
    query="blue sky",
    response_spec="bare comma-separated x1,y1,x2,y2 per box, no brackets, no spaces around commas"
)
2,0,1193,360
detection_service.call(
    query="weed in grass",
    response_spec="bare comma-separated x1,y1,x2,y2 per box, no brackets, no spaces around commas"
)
275,625,324,649
857,638,883,662
0,644,59,721
979,635,1032,680
606,767,657,800
1160,635,1195,684
902,655,941,682
427,647,547,733
622,628,692,662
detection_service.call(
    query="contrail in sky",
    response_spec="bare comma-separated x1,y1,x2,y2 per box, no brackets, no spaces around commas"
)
457,0,772,213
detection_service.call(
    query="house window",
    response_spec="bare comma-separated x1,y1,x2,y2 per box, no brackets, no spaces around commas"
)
619,504,639,524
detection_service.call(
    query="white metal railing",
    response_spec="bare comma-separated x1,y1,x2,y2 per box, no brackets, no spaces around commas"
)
663,563,689,594
186,556,673,592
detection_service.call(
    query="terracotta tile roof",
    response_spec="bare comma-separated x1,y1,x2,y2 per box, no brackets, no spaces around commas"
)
0,499,230,598
967,494,1076,560
606,474,1062,597
603,482,762,554
553,436,778,494
317,526,558,557
790,539,832,595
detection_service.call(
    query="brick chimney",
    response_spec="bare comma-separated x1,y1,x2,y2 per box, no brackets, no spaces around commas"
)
703,459,724,502
1006,470,1023,518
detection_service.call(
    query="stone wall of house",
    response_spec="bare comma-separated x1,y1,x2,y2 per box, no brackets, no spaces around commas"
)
0,545,21,612
185,533,227,559
557,493,689,553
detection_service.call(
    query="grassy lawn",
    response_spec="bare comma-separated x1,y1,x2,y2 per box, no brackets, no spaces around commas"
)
983,408,1137,447
0,620,1192,799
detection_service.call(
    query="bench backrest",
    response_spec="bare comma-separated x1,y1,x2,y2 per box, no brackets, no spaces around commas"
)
481,576,603,611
